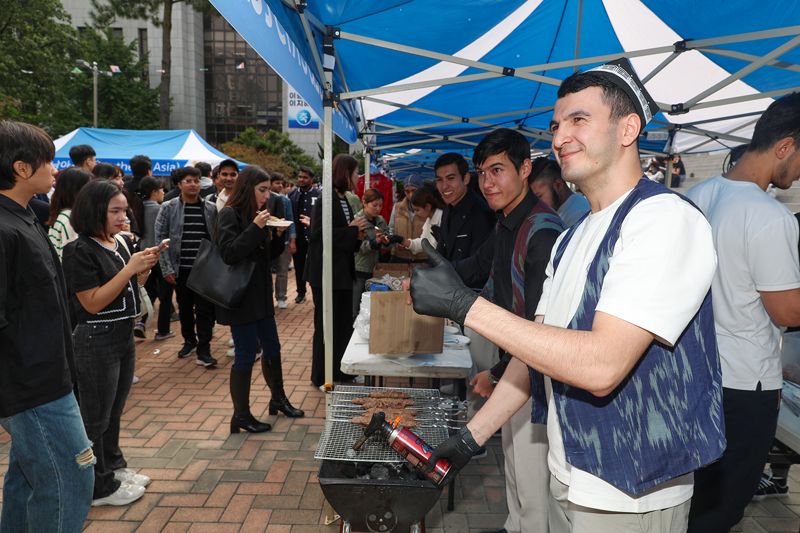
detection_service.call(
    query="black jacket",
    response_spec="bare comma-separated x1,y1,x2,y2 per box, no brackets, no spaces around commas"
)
214,207,285,326
289,185,320,244
304,193,361,290
437,189,496,287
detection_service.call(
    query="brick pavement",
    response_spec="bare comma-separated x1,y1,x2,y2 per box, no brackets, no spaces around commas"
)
0,276,799,532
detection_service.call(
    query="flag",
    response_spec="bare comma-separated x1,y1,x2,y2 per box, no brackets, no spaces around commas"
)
236,61,246,70
110,65,121,73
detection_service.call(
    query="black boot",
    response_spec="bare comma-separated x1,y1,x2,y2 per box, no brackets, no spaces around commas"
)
229,367,271,433
263,357,305,418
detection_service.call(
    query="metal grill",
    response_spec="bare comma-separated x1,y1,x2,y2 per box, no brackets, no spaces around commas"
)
315,385,454,463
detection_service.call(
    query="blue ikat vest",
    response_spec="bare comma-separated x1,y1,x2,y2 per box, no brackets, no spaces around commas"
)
532,178,726,496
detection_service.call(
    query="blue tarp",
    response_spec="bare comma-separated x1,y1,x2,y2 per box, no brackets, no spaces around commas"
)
53,128,247,176
211,1,800,158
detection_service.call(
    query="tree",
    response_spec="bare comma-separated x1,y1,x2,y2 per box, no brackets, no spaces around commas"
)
222,128,322,180
0,0,83,133
68,27,160,131
92,0,209,129
0,1,160,136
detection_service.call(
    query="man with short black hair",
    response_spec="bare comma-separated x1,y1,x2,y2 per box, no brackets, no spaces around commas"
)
288,165,320,304
124,154,152,236
686,92,800,533
155,166,218,367
212,159,239,211
0,120,94,531
434,152,495,286
459,128,563,533
413,59,725,532
529,158,590,228
194,162,216,197
69,144,97,172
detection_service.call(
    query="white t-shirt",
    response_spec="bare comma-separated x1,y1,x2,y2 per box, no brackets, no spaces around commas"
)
557,192,590,228
535,189,717,513
686,176,800,390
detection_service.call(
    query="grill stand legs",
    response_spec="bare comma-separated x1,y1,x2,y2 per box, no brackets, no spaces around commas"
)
337,519,425,532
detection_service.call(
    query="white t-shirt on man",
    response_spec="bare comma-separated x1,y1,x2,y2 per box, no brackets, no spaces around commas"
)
686,176,800,391
535,189,717,513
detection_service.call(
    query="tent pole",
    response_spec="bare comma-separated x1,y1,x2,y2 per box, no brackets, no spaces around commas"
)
322,29,335,388
573,0,583,73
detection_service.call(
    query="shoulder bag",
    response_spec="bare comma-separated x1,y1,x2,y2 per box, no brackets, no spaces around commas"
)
186,239,255,309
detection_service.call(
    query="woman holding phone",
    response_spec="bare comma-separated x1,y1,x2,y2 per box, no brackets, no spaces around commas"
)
62,180,160,506
215,166,304,434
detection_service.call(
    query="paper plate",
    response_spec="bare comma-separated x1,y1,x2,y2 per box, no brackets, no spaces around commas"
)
267,219,293,228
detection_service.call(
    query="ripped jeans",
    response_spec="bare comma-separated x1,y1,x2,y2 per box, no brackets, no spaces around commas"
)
0,392,94,533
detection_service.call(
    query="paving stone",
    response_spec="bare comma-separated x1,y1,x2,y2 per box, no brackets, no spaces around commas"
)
220,494,255,522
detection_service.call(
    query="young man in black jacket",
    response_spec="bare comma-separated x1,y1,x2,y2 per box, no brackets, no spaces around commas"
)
0,120,94,531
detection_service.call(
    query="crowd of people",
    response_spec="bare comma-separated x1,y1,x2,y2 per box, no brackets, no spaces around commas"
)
1,57,800,533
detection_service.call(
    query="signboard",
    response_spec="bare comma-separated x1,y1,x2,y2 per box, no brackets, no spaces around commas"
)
287,84,319,129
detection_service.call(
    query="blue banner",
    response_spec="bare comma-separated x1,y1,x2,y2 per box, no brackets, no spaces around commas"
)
210,0,357,143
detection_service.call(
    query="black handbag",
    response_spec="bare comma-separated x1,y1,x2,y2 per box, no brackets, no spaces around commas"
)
186,239,255,309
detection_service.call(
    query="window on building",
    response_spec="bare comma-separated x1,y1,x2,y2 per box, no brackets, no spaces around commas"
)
203,12,284,144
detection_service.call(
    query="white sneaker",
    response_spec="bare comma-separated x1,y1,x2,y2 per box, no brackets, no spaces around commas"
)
114,468,151,487
277,299,288,309
91,481,145,506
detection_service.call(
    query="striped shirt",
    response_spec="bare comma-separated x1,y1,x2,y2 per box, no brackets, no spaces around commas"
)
48,209,78,260
179,201,209,272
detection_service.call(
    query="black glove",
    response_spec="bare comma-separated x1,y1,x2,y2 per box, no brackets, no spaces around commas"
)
388,234,405,245
410,239,478,325
425,425,482,483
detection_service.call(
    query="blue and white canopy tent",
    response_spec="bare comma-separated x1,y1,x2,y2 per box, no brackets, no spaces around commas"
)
53,128,246,176
210,0,800,384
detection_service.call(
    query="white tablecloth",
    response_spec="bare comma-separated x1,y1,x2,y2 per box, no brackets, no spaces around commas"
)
341,334,472,379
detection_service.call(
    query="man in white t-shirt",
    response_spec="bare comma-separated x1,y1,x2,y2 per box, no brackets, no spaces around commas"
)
410,58,725,533
685,93,800,533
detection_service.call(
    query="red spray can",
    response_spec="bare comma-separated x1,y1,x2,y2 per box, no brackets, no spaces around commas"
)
352,412,451,485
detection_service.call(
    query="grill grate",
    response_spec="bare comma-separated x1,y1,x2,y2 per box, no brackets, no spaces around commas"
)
315,385,451,463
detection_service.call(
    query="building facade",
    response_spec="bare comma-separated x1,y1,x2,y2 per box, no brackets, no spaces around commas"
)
61,1,323,159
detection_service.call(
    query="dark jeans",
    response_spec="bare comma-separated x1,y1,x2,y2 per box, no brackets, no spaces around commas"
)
293,240,309,296
72,319,136,499
175,271,215,349
231,317,280,371
688,386,781,533
311,286,354,387
144,263,174,335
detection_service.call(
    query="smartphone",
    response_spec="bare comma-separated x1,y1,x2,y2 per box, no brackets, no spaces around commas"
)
157,238,170,251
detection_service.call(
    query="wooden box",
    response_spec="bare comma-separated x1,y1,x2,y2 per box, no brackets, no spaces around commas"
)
369,291,444,355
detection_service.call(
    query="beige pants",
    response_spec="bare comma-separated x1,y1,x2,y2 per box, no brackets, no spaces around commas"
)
548,475,690,533
502,398,549,533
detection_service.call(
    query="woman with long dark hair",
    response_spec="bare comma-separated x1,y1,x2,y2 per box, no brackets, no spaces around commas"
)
48,166,91,259
62,180,160,506
215,166,304,434
305,154,368,387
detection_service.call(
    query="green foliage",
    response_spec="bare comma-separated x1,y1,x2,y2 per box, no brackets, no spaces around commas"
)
68,28,160,131
0,0,82,132
0,0,160,136
225,128,321,178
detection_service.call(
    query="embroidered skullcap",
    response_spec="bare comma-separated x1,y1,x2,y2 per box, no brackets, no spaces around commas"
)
589,58,659,125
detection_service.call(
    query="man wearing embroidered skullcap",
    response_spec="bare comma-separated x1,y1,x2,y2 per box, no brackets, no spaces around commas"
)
411,58,725,532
